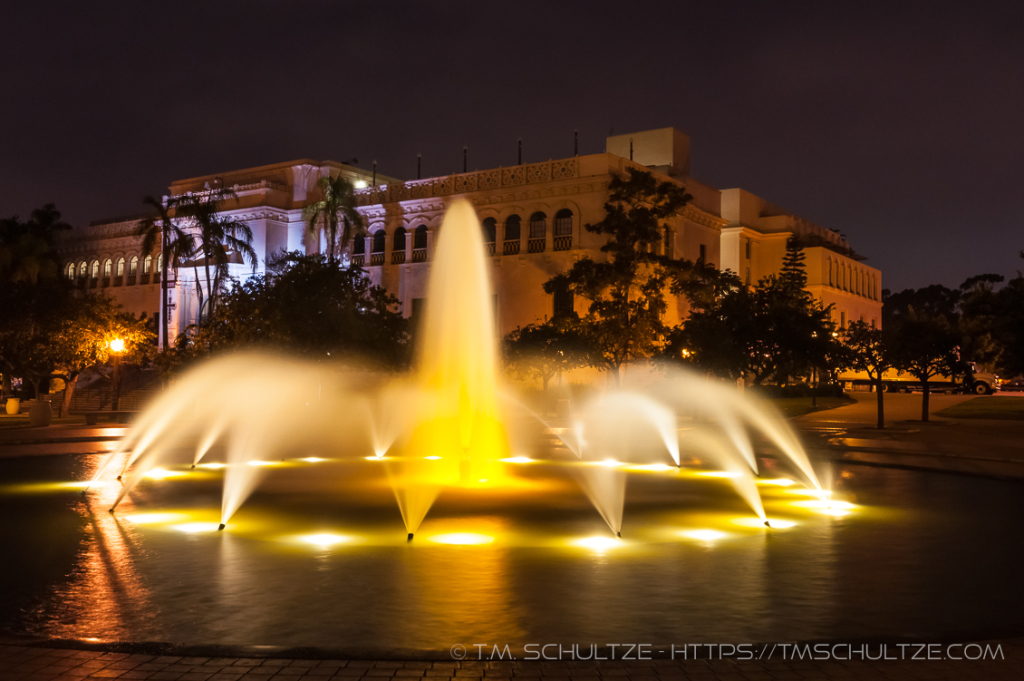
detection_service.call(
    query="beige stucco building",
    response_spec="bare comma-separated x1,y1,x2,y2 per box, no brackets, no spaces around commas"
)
57,128,882,345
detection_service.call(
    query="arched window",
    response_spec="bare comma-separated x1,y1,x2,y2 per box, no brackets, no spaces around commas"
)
371,230,386,253
393,227,407,252
78,262,87,279
90,260,100,279
103,259,112,277
156,257,162,273
116,258,125,277
413,225,428,250
482,218,497,243
827,258,833,286
553,209,573,237
129,256,138,275
143,255,152,274
529,212,547,239
504,215,521,242
352,232,365,255
66,263,75,280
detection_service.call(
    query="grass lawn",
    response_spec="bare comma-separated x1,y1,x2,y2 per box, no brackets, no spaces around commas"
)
770,395,855,418
936,396,1024,420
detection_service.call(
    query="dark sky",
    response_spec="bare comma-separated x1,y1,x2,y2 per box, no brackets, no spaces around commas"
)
3,1,1022,291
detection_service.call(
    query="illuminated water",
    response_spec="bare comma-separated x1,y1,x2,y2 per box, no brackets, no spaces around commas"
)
2,453,1023,651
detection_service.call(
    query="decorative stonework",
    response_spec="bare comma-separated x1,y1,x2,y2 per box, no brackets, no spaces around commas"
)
501,167,525,186
525,162,551,183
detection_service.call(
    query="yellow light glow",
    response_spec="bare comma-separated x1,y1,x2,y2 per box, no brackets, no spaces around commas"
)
170,522,220,533
197,462,226,469
696,470,740,478
424,456,442,460
123,512,187,525
428,533,495,546
297,533,352,548
108,338,125,353
737,517,797,529
571,536,621,552
143,468,185,480
757,478,796,486
597,459,621,468
626,463,675,472
366,455,388,461
791,499,855,512
299,457,326,463
681,529,729,542
246,460,281,467
499,456,534,464
786,487,833,497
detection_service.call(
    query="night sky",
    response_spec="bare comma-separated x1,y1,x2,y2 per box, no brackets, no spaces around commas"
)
3,1,1022,292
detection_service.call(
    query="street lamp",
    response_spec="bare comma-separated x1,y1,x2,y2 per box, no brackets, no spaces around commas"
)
109,338,124,410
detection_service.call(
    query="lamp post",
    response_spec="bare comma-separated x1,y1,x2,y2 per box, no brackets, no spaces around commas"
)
109,338,125,410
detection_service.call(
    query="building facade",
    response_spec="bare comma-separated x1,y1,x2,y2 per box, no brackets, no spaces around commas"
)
57,128,882,345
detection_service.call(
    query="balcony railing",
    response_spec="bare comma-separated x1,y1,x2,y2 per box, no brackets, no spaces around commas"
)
503,241,520,256
528,239,545,254
351,254,364,266
485,242,496,256
90,278,98,289
392,251,406,265
127,275,136,286
412,249,427,263
370,252,385,266
140,273,150,284
553,236,572,251
114,276,123,287
101,277,110,288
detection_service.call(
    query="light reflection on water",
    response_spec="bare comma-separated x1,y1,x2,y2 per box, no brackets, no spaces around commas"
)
0,452,1022,651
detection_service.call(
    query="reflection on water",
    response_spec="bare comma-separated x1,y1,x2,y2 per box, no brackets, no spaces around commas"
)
1,452,1023,651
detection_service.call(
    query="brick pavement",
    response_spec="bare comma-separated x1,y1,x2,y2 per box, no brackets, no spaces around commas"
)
0,642,1021,681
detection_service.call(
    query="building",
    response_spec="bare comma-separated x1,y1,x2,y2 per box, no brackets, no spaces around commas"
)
56,128,882,345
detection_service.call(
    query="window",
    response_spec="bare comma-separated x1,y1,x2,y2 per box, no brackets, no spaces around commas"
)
529,212,547,239
840,311,846,329
393,227,406,252
482,218,497,243
129,256,138,275
143,255,152,274
745,267,751,286
553,209,573,237
103,259,112,277
156,257,162,273
116,258,125,277
413,225,428,249
504,215,521,242
828,258,833,286
371,230,386,253
553,286,574,319
90,261,99,279
698,244,706,264
352,233,365,255
66,263,75,280
745,240,752,259
663,227,672,256
78,262,87,279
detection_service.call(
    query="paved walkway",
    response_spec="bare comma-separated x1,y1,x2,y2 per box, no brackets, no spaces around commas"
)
1,642,1021,680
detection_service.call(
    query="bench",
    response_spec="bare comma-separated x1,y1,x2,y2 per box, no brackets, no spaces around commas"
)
79,411,138,425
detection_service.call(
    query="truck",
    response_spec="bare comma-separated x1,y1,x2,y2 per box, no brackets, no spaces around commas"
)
838,362,1001,395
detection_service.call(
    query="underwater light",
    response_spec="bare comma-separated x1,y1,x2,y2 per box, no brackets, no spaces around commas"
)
197,462,226,469
626,463,675,472
170,522,221,534
571,536,621,551
732,517,797,529
757,478,796,486
143,468,185,480
424,456,442,460
499,456,533,464
299,457,326,463
696,470,740,478
682,529,729,542
246,460,281,467
429,533,494,545
122,512,187,525
298,533,352,548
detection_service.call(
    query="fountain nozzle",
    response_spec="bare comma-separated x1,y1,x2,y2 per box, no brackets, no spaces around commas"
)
191,464,196,469
407,533,414,542
116,475,122,482
108,508,115,514
616,531,621,538
218,523,226,531
764,520,772,528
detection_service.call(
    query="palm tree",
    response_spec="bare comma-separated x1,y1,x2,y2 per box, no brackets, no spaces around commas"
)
138,195,194,348
0,204,70,285
302,172,364,265
173,189,257,319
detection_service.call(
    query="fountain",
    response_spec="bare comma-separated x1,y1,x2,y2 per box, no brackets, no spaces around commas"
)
88,199,826,537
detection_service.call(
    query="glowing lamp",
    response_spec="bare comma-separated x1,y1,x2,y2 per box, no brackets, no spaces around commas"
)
109,338,125,353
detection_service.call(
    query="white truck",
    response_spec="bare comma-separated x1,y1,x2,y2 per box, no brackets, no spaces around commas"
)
838,362,1001,395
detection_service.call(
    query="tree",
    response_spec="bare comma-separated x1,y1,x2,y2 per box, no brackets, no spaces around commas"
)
172,189,257,320
503,317,592,391
0,204,70,285
888,307,963,421
842,321,893,429
779,236,808,292
138,195,194,349
543,168,725,385
673,274,838,385
156,252,410,374
303,173,364,265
